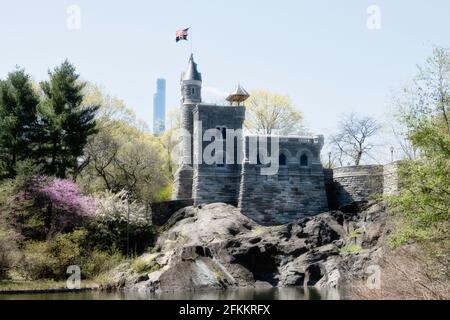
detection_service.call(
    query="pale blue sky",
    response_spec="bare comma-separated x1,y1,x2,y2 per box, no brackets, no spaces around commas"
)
0,0,449,138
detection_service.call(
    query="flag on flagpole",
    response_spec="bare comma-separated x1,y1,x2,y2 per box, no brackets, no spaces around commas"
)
176,28,190,42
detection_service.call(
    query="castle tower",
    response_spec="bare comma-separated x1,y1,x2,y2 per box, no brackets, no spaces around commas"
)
172,54,202,200
181,54,202,104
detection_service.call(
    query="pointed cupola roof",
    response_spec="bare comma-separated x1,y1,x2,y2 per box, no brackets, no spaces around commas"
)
226,84,250,105
182,54,202,81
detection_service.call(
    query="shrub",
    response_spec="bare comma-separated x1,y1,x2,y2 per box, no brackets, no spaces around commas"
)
20,241,56,279
0,160,5,179
0,228,22,279
50,229,87,276
82,248,123,279
349,245,449,299
9,176,96,240
20,229,87,280
387,159,450,246
132,255,160,274
155,184,172,202
89,190,156,255
19,229,123,280
340,244,362,254
0,179,14,206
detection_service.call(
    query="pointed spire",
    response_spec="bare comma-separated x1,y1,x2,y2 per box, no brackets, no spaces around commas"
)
182,54,202,81
234,83,249,97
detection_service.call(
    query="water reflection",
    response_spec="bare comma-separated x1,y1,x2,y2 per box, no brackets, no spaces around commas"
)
0,287,342,300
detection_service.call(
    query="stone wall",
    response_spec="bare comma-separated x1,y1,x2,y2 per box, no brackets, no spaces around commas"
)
331,165,384,207
150,199,194,226
193,174,241,206
167,162,403,227
172,164,193,200
323,168,338,209
383,161,403,196
192,104,246,206
326,162,403,208
238,136,329,225
172,103,195,200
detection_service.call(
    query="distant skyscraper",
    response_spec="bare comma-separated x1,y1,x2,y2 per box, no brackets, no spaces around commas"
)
153,78,166,135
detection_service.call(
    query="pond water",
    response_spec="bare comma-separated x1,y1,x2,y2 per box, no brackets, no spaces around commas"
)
0,287,342,300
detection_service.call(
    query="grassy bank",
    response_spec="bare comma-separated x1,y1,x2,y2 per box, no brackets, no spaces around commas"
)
0,280,99,293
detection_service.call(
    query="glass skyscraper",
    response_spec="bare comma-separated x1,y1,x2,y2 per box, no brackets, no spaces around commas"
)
153,78,166,135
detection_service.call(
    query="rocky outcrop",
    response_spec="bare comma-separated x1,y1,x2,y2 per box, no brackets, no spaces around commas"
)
121,201,388,293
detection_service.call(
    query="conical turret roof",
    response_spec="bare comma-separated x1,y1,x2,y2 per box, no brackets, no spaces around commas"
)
182,54,202,81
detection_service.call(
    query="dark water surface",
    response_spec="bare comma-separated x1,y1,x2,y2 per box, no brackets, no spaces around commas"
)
0,287,342,300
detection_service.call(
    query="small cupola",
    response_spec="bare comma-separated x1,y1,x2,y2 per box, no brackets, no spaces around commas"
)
226,84,250,106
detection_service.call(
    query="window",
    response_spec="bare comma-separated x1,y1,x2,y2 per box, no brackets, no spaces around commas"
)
191,87,195,95
300,154,308,166
279,153,287,166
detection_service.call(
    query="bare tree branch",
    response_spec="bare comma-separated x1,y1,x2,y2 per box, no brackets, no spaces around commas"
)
330,112,381,165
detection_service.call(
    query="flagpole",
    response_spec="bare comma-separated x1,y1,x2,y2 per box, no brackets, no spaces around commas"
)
190,27,193,54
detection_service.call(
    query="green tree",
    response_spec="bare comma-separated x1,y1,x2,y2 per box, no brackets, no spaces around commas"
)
389,47,450,247
157,108,182,180
38,60,99,179
80,121,169,203
0,68,40,178
244,90,303,135
78,85,170,203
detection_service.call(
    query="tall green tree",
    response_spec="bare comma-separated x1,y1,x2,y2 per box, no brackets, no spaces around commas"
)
389,47,450,246
0,68,40,178
38,60,98,179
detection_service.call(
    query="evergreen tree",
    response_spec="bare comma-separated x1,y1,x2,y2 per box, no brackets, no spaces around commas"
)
38,60,99,179
0,68,40,178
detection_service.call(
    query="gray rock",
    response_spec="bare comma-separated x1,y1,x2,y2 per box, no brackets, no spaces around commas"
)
122,202,387,292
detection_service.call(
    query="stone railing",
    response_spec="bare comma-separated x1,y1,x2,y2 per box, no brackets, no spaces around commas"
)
383,161,404,196
325,162,404,209
330,165,384,208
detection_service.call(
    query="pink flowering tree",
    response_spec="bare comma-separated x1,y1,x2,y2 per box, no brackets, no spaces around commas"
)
36,178,97,217
13,176,97,239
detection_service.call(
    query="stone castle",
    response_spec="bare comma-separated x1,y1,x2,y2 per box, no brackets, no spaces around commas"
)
171,55,401,225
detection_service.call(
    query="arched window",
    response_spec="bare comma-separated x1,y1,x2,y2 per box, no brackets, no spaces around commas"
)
279,153,287,166
191,87,195,95
300,154,308,166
